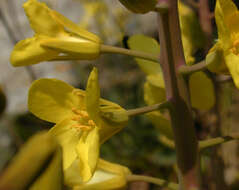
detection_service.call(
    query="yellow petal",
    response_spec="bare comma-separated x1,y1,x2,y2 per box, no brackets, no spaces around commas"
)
77,127,100,182
215,0,232,49
128,34,161,75
50,10,101,43
64,159,83,186
28,78,78,123
23,0,63,36
144,76,166,105
49,119,80,170
146,111,173,139
10,36,58,67
189,72,215,111
73,159,130,190
179,1,205,65
40,36,100,60
218,0,239,35
98,101,128,144
225,52,239,88
86,68,101,126
206,43,229,74
29,147,63,190
97,159,131,176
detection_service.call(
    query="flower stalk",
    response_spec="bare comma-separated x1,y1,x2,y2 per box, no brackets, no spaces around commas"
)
100,44,159,62
157,0,200,189
126,174,179,190
126,101,171,117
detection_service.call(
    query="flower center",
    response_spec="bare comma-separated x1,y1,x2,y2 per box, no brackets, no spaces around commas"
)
230,39,239,55
71,108,96,131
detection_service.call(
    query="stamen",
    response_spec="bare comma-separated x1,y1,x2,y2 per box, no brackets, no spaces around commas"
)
72,108,89,118
231,47,237,54
72,124,92,131
233,39,239,47
88,120,95,126
72,108,82,115
71,116,82,121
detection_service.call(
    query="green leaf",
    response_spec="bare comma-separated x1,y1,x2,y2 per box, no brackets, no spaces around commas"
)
128,34,161,75
189,72,215,111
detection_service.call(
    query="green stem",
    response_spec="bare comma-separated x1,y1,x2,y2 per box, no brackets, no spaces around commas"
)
159,134,239,150
199,134,239,150
100,44,159,62
126,101,170,117
178,60,207,75
126,174,179,190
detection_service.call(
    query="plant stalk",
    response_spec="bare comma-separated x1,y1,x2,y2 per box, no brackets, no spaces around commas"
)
100,44,159,63
126,101,170,117
126,174,179,190
157,0,200,189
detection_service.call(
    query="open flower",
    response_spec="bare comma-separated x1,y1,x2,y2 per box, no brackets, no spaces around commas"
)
28,68,128,182
65,159,131,189
10,0,101,67
206,0,239,88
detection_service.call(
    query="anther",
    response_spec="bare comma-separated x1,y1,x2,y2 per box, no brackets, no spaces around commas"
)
74,124,91,131
88,120,95,126
233,39,239,47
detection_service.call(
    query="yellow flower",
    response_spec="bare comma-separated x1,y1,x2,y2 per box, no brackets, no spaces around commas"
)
207,0,239,88
10,0,101,67
66,159,131,189
28,68,128,182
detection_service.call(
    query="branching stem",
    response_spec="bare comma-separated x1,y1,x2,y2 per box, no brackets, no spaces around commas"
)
178,60,207,75
126,101,171,117
126,174,179,190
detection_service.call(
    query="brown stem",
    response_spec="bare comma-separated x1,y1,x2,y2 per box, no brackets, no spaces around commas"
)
208,78,227,190
157,0,200,189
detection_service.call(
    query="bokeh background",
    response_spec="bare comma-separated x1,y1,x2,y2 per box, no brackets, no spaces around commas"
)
1,0,239,189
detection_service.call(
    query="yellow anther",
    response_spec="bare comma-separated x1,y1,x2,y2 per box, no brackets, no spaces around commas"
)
79,110,89,118
88,120,95,126
72,108,89,118
72,108,82,115
71,116,81,121
231,47,237,54
72,124,92,131
233,39,239,47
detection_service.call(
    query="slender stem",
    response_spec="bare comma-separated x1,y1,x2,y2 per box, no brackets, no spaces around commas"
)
126,101,170,117
207,77,227,190
126,174,179,190
157,0,199,189
215,75,232,83
100,44,159,62
199,134,239,150
157,133,239,151
178,60,207,75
